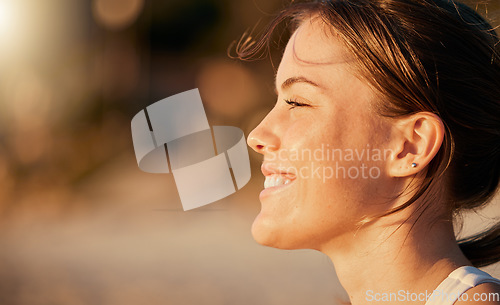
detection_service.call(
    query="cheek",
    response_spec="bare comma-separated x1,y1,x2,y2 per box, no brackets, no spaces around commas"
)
303,161,366,220
299,121,391,221
279,114,343,158
252,107,393,249
282,119,318,148
259,164,366,248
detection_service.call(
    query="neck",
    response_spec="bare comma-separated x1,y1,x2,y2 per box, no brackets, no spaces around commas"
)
321,212,470,305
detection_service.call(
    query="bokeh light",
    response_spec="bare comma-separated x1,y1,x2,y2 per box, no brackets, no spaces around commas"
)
92,0,144,30
197,59,261,119
0,0,21,56
0,1,15,35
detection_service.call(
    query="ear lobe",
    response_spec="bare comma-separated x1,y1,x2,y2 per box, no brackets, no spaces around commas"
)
387,112,444,178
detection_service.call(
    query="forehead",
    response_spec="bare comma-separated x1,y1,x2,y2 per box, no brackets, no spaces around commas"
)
282,17,354,67
276,17,379,109
275,17,357,90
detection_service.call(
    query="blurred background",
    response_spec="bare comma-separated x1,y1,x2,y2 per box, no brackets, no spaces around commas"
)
0,0,498,304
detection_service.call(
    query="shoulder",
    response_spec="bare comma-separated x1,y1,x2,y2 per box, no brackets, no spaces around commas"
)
454,282,500,305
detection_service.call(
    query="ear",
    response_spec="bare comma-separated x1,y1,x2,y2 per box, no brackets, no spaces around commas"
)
387,112,444,177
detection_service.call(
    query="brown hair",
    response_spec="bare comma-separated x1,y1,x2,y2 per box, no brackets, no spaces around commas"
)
235,0,500,267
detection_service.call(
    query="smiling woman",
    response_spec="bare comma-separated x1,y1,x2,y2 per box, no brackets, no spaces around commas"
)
237,0,500,304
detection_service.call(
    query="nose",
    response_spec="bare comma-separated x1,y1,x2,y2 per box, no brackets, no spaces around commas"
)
247,112,281,155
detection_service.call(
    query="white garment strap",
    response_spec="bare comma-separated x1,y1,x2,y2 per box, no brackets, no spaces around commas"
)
425,266,500,305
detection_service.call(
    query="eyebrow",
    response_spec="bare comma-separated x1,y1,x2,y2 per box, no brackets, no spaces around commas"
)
276,76,322,93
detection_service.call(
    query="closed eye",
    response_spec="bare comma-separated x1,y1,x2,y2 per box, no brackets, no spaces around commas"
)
285,99,310,109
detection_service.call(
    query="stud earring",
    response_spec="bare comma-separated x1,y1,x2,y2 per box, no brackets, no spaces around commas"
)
411,163,417,168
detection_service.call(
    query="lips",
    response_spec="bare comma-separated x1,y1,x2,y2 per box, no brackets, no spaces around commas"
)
260,163,296,191
264,174,292,188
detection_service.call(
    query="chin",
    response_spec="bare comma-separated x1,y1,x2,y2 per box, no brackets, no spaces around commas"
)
251,213,286,248
251,214,305,250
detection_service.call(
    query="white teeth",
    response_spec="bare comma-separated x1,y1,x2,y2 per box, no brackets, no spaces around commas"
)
264,174,292,189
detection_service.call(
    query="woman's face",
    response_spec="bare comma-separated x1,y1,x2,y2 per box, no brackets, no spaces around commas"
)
247,18,397,251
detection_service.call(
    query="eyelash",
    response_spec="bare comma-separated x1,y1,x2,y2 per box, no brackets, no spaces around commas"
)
284,99,310,109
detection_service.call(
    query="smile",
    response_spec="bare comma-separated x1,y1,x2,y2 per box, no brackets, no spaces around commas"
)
264,174,293,189
259,163,297,199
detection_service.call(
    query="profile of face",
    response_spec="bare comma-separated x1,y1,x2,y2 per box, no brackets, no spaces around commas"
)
247,17,401,252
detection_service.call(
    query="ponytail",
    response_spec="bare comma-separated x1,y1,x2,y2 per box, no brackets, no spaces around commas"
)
459,222,500,267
